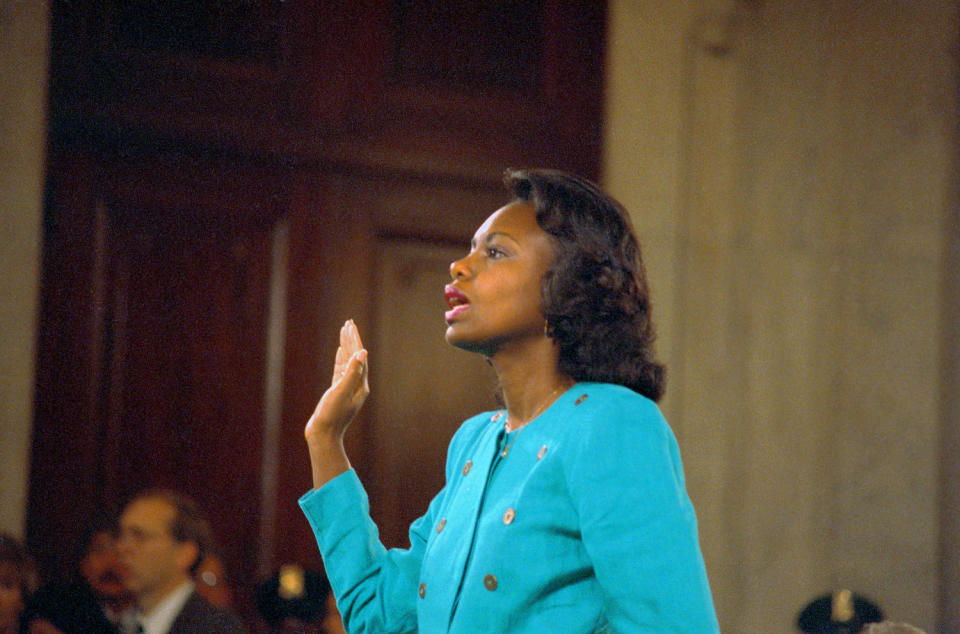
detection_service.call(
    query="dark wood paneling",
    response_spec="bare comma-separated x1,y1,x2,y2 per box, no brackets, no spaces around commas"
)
368,240,500,546
32,1,606,627
29,151,105,575
389,0,543,91
271,172,375,571
106,0,283,63
48,0,605,179
29,150,286,627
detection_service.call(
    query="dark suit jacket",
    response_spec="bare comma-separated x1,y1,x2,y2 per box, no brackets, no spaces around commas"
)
20,580,119,634
168,592,244,634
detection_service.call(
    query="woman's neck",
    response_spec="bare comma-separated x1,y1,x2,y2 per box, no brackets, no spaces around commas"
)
490,340,572,430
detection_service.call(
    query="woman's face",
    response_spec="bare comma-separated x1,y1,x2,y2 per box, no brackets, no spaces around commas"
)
445,201,554,355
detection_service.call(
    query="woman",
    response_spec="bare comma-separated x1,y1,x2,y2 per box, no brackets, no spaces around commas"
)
299,169,719,632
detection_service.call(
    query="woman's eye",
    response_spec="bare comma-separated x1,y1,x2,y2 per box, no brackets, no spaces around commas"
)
486,247,505,259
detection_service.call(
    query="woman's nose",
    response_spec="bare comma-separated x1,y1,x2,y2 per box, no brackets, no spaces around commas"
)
449,256,470,280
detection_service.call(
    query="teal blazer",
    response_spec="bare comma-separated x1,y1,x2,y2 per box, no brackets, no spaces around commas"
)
300,383,718,632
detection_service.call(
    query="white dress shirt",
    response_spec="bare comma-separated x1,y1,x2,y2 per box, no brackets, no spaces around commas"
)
135,580,195,634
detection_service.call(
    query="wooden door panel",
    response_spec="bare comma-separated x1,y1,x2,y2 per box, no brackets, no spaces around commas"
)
28,154,284,628
101,216,272,534
28,153,106,575
368,241,499,547
274,173,509,561
99,173,280,624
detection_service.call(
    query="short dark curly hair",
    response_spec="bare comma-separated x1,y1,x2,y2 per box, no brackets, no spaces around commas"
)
504,168,666,401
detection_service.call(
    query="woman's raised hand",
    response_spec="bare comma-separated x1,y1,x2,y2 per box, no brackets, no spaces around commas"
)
304,320,369,488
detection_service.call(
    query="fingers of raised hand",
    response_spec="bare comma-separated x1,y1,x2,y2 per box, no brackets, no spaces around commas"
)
315,346,367,405
341,319,364,353
309,325,369,440
333,345,347,383
333,320,364,384
333,321,369,388
346,349,369,396
340,320,362,351
350,320,364,351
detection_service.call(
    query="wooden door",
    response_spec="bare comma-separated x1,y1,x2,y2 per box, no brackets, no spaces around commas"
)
29,149,288,624
318,175,509,549
31,0,607,627
269,172,510,561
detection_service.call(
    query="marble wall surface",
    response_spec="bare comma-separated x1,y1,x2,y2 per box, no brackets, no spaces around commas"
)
0,0,49,538
604,1,958,631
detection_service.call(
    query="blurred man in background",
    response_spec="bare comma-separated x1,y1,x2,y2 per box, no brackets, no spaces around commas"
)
117,490,243,634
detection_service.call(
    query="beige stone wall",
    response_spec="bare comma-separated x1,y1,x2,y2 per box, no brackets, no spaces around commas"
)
0,0,49,538
604,1,958,631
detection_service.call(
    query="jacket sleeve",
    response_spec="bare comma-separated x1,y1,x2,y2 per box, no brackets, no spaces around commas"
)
299,470,442,634
563,396,720,633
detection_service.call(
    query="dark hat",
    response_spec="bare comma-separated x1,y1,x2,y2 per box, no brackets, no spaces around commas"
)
797,589,883,633
255,564,332,626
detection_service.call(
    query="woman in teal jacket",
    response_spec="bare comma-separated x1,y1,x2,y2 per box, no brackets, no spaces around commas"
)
300,169,719,632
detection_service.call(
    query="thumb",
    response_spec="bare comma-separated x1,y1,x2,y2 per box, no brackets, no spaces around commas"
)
341,349,368,390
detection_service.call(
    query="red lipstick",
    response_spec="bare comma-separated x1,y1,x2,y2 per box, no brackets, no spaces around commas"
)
444,285,469,322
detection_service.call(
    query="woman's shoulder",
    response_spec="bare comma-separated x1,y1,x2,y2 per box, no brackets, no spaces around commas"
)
551,382,673,448
563,382,662,422
552,383,685,483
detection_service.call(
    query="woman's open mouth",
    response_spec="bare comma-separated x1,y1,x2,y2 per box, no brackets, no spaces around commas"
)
444,286,470,322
